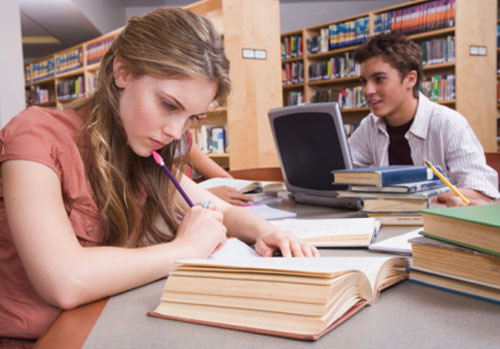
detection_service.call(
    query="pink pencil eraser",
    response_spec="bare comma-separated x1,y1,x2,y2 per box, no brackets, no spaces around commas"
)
151,150,163,165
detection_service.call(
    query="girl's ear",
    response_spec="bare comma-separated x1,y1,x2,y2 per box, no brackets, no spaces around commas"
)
113,58,132,88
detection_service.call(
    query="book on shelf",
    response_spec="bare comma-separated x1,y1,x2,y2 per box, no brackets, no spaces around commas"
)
408,268,500,304
268,217,381,248
366,212,424,226
419,204,500,256
198,177,286,195
149,248,409,340
410,236,500,288
350,179,445,193
332,165,440,186
368,228,423,255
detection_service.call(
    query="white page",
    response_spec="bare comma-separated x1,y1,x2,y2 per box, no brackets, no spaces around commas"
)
177,256,394,291
209,238,259,260
369,228,423,255
269,217,377,239
246,204,297,220
197,178,256,191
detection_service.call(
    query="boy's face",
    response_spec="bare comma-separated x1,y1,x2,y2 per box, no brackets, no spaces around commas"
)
359,56,417,126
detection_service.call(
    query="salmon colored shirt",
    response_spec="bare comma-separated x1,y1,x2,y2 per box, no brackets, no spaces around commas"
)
0,106,104,339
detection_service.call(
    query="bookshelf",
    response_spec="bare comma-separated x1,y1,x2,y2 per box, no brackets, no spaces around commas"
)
24,0,283,171
281,0,498,151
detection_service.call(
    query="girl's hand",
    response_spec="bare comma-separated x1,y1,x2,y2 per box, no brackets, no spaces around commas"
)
254,230,320,257
208,186,254,206
172,203,227,259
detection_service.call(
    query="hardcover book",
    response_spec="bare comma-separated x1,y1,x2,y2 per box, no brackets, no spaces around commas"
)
419,204,500,256
409,268,500,304
350,179,445,193
332,165,439,186
149,255,409,340
268,217,381,248
410,236,500,287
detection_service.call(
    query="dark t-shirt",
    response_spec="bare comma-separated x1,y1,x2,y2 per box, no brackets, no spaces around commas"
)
386,117,414,165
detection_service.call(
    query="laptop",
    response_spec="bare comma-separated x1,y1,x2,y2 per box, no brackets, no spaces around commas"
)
268,102,361,209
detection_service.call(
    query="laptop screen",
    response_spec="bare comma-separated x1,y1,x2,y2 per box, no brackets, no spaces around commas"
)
268,103,353,195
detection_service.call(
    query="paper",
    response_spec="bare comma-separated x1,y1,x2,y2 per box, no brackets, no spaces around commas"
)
246,204,297,220
209,238,259,260
368,228,423,255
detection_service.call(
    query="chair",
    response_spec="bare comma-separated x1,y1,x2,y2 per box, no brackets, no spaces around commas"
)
228,167,283,182
485,152,500,187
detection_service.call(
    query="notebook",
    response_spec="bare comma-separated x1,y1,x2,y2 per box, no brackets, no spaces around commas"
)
268,103,361,209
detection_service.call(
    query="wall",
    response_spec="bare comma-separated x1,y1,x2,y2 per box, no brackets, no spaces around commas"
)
0,0,26,128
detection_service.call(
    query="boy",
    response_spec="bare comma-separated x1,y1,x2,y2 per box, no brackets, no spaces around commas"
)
349,32,499,202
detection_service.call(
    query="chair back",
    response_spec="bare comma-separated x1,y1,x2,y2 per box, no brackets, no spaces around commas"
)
485,152,500,187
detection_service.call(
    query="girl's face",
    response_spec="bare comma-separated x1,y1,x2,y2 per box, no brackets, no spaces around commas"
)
115,66,217,157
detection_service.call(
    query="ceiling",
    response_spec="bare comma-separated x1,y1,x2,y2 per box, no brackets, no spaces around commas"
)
20,0,195,63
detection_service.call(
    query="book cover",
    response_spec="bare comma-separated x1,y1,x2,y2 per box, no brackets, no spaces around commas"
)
149,255,409,340
337,185,449,200
419,204,500,256
332,165,440,186
367,213,423,226
350,179,446,193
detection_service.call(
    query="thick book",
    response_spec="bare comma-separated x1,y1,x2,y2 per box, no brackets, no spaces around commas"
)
419,204,500,256
268,217,381,248
367,213,423,226
361,198,432,213
350,179,446,193
410,236,500,288
332,165,439,186
337,186,449,200
198,177,286,194
409,268,500,304
149,255,409,340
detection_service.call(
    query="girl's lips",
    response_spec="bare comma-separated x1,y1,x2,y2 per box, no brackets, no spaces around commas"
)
150,138,165,150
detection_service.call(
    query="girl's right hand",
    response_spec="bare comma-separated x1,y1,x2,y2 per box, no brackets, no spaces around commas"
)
171,204,227,259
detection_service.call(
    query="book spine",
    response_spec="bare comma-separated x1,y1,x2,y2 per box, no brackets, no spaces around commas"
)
379,168,436,186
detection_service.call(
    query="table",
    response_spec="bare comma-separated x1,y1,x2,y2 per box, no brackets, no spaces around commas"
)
35,200,500,348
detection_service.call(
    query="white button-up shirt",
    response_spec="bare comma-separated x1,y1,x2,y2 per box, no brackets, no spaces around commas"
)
349,92,500,199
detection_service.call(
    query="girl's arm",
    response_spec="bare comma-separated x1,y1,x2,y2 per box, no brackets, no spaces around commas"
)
2,160,226,310
181,176,319,257
189,142,231,179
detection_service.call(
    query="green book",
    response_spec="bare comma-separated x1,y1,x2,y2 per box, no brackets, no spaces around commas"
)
419,204,500,256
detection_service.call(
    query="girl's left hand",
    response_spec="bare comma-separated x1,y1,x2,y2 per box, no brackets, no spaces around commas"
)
254,231,320,257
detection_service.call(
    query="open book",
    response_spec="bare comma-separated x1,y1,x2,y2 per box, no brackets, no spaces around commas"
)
198,177,286,194
149,252,408,340
269,217,381,248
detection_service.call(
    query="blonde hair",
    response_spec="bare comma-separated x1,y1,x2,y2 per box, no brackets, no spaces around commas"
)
74,8,230,246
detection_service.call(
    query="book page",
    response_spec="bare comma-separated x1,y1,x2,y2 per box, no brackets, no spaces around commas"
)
269,218,377,239
246,204,297,220
209,238,259,260
369,228,423,255
198,178,258,192
177,256,394,291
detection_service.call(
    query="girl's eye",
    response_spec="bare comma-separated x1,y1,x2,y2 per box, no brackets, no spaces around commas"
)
375,77,385,83
162,101,177,110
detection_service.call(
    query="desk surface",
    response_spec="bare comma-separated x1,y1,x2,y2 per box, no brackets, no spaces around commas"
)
35,200,500,348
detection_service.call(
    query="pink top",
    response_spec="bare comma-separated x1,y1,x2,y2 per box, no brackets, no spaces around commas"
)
0,106,104,339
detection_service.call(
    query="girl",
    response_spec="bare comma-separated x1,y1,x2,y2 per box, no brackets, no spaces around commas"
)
0,8,318,342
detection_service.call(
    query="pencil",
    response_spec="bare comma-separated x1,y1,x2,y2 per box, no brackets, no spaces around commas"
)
152,150,194,207
425,161,470,205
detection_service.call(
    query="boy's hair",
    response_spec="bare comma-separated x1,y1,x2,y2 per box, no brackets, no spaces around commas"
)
354,33,423,98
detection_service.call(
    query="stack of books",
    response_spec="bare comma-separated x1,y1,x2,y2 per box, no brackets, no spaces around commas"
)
332,165,449,225
409,205,500,304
